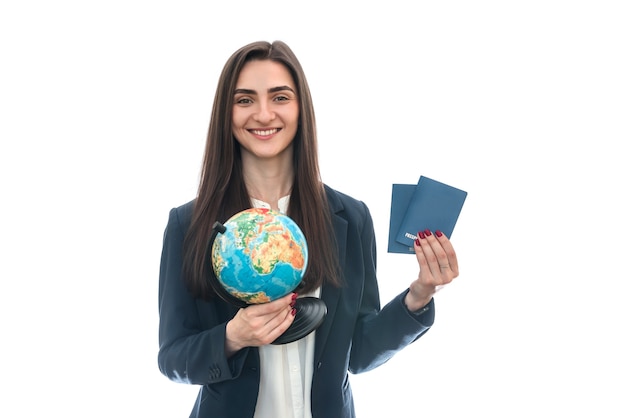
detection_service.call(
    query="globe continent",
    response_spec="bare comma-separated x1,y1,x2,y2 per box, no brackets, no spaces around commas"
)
211,207,308,304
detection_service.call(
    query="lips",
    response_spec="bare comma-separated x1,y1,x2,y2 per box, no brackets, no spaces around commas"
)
249,128,280,136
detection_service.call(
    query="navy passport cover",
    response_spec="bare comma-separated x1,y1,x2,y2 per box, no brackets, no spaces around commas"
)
388,177,467,254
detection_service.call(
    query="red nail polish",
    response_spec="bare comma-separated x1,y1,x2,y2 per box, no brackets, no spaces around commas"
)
292,293,298,300
414,238,420,246
291,308,297,316
435,230,443,237
424,229,432,237
418,231,426,239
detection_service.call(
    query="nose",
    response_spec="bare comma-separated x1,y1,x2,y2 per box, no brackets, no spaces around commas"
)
253,101,275,124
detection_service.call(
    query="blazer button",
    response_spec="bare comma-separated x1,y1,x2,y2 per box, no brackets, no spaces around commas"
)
209,366,221,380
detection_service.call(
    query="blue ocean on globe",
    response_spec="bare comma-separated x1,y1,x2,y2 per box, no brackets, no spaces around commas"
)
211,208,308,304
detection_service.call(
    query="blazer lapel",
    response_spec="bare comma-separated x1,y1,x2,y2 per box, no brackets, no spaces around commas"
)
314,188,347,364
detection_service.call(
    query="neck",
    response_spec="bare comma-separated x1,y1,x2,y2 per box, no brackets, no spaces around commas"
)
243,166,293,211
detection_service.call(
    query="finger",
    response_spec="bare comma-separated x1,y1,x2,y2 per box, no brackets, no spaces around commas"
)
255,302,296,345
238,298,296,346
422,230,458,286
424,229,451,271
432,230,459,275
237,293,294,332
247,292,296,317
415,230,444,277
413,237,430,271
267,306,297,343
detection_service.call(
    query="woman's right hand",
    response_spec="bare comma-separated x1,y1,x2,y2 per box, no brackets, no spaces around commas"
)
225,292,297,356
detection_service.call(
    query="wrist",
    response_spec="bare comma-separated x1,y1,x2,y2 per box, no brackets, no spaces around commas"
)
404,289,434,313
225,321,244,357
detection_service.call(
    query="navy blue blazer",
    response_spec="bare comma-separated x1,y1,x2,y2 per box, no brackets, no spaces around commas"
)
158,184,435,418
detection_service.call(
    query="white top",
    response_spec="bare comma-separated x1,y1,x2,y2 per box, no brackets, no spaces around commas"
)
251,196,319,418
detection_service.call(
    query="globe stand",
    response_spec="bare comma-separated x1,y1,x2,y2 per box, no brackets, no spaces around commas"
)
206,221,326,345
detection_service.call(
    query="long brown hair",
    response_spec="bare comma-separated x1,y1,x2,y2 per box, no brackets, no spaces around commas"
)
182,40,341,300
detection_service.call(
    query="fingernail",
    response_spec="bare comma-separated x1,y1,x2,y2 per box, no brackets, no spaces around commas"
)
424,229,432,237
418,231,426,239
414,238,420,246
292,293,298,300
435,230,443,237
291,308,297,316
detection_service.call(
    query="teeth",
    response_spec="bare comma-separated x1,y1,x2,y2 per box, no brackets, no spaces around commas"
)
251,128,278,136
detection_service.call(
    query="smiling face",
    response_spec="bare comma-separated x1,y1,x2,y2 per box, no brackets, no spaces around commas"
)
232,60,300,163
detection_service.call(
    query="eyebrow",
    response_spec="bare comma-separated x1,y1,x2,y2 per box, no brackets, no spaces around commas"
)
234,85,296,95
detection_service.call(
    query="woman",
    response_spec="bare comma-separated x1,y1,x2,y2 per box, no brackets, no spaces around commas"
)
158,40,460,418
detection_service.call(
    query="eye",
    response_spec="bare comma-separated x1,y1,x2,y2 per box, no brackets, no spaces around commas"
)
274,93,295,103
235,97,253,105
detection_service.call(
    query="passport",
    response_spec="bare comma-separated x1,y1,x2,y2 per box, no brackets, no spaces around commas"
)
387,176,467,254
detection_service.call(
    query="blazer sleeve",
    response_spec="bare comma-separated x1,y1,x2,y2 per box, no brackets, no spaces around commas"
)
157,206,250,385
348,200,435,374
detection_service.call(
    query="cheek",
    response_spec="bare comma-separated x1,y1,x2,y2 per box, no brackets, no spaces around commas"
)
232,107,250,129
231,111,242,129
288,109,300,127
231,116,244,142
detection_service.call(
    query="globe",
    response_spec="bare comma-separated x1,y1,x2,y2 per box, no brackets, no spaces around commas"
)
211,207,308,304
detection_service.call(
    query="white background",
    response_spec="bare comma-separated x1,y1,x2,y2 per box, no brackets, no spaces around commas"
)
1,1,625,417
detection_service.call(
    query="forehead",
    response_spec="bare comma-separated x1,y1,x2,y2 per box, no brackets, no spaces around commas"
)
236,60,295,89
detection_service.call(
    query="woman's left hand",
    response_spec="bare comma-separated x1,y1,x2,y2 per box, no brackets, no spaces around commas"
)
405,229,459,312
